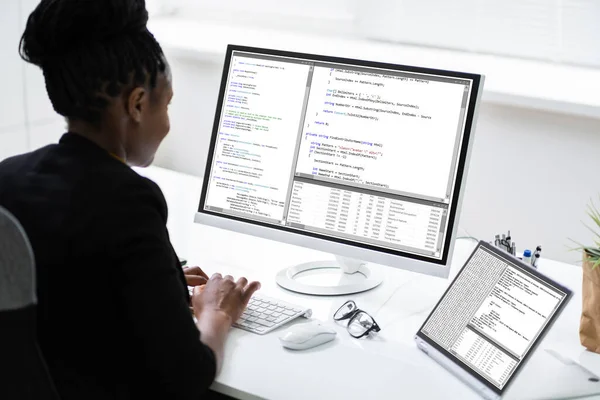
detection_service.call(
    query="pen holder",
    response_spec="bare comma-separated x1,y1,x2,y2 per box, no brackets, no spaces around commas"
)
580,251,600,353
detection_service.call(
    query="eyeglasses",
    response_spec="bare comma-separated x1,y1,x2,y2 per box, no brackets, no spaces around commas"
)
333,300,381,338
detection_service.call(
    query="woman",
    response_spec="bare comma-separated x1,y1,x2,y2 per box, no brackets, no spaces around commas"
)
0,1,259,399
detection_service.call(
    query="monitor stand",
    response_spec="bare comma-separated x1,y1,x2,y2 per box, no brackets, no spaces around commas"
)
275,255,383,296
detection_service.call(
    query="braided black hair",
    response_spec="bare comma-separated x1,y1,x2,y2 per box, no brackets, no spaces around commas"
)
20,0,167,124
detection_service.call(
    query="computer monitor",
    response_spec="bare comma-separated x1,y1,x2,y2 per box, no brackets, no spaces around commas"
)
196,45,484,295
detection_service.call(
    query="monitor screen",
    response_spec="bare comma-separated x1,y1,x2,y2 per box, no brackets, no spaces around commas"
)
199,45,481,264
417,242,570,394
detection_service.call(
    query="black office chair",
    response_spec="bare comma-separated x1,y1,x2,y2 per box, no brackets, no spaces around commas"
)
0,206,60,399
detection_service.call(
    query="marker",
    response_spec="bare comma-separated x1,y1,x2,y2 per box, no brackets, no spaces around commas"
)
532,253,540,268
511,242,516,256
532,246,542,267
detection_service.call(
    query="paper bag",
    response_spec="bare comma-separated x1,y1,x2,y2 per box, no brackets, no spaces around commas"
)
580,252,600,353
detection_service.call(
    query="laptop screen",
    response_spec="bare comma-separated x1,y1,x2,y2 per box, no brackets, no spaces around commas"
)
417,241,570,394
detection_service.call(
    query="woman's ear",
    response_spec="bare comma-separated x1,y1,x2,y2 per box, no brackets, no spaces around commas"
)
126,87,147,123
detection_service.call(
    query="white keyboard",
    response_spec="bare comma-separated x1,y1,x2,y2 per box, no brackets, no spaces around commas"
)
233,294,312,335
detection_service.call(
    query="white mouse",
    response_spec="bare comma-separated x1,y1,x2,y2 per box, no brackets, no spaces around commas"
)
279,322,337,350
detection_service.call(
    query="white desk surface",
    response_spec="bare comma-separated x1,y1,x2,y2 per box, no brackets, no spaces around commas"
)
137,165,599,400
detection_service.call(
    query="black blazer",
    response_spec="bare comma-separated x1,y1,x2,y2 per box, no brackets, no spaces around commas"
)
0,133,216,400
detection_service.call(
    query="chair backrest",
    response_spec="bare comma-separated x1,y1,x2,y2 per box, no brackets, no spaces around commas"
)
0,206,37,311
0,206,60,399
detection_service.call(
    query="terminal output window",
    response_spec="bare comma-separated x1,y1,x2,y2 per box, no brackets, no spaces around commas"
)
421,246,567,388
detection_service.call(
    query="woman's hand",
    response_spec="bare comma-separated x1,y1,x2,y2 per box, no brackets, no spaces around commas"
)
192,274,261,373
192,274,261,323
183,266,209,287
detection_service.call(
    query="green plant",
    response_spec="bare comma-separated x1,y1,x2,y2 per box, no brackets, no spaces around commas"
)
572,196,600,269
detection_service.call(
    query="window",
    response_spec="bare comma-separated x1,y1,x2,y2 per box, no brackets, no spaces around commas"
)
161,0,356,22
152,0,600,68
355,0,600,67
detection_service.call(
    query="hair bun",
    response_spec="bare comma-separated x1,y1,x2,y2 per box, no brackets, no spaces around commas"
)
21,0,150,66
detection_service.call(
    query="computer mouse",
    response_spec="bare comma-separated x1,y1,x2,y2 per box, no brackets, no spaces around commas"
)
279,322,336,350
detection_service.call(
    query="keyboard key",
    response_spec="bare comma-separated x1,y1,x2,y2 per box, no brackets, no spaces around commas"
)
256,319,275,327
232,294,311,335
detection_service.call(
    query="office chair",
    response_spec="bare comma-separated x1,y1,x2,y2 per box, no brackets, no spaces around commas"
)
0,206,60,399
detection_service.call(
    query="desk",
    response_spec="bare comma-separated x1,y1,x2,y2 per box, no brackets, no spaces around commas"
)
138,165,599,400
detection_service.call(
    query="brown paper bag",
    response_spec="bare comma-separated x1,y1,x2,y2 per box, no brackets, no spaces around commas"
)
580,252,600,353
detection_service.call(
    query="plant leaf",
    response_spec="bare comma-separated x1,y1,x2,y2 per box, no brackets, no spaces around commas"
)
586,248,600,258
587,200,600,229
567,238,585,252
590,210,600,226
575,195,600,255
594,259,600,270
583,223,600,241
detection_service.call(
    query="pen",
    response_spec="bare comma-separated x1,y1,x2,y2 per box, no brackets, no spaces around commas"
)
532,246,541,267
511,242,516,256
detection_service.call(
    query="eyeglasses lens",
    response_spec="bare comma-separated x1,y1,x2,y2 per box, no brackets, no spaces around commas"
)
334,301,356,320
348,311,374,337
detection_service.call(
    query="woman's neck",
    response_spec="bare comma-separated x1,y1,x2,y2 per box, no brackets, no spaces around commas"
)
68,120,127,162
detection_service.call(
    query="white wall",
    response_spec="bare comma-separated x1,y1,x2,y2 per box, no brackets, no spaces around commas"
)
461,104,600,265
154,51,223,177
0,0,27,150
155,55,600,265
0,0,65,160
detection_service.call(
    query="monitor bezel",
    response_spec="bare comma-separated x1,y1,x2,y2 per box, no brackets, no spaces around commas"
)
196,44,483,275
415,241,573,395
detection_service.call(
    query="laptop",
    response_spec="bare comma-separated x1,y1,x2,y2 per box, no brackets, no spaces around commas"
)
415,241,600,400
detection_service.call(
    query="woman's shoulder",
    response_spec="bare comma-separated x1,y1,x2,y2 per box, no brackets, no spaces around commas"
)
102,168,169,220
